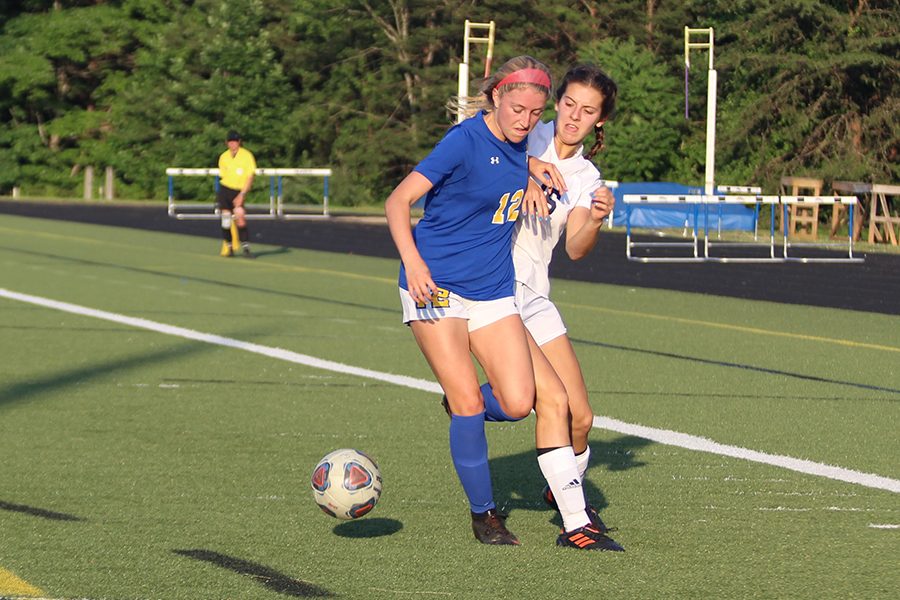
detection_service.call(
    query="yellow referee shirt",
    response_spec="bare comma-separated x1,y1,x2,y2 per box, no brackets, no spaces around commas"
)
218,147,257,191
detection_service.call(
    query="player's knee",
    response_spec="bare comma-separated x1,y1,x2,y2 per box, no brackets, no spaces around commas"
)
502,397,533,420
447,391,486,417
497,384,535,419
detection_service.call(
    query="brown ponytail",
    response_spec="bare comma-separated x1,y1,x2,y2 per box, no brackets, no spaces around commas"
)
585,124,605,160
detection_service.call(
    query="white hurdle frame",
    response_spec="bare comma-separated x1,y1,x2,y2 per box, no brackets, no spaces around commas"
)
780,196,863,263
624,194,704,262
702,194,780,262
624,194,863,263
166,168,332,220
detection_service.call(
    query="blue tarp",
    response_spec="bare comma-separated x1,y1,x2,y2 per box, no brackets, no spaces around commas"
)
611,182,756,232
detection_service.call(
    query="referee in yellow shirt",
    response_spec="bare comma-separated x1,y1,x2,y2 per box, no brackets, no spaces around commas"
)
217,130,257,258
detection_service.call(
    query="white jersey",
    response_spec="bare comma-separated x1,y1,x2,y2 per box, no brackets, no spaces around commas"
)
513,120,603,297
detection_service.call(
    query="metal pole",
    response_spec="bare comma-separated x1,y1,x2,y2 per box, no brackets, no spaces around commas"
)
705,68,717,195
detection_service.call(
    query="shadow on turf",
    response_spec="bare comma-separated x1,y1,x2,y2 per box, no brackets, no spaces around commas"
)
489,435,651,526
331,517,402,538
232,246,292,259
0,499,85,522
0,245,396,315
0,323,264,411
571,337,900,396
173,549,334,597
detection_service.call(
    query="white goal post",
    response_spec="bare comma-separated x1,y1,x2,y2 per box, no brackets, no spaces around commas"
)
166,167,332,220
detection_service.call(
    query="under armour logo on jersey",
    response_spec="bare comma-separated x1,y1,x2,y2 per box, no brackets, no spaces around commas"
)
490,156,500,164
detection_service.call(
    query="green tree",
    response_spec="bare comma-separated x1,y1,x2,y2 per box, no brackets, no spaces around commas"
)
683,0,900,189
104,0,302,199
580,37,685,182
0,1,146,194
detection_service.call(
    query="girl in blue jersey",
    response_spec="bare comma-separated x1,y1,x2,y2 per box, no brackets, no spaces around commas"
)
385,56,601,549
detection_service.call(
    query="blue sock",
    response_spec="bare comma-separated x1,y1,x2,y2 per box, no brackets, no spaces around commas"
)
481,382,525,423
449,412,495,513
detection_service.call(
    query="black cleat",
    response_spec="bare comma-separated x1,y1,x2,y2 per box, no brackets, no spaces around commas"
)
242,246,255,259
542,485,612,533
542,484,558,510
441,394,451,417
471,509,520,546
556,524,624,552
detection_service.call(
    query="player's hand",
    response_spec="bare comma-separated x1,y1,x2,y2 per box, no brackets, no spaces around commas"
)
528,157,567,194
233,204,246,219
590,186,614,222
404,257,438,304
522,177,551,218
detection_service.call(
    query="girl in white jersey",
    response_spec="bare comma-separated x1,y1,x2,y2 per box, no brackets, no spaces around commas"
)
482,64,622,550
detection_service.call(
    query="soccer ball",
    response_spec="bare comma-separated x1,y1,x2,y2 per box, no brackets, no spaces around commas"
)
311,448,382,520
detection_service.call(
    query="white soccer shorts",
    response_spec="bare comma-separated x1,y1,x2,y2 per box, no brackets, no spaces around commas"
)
515,283,567,346
399,287,518,332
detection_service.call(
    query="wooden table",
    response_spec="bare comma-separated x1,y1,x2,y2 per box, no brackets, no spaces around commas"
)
832,181,900,245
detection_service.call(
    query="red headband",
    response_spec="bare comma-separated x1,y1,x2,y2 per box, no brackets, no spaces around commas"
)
496,68,551,90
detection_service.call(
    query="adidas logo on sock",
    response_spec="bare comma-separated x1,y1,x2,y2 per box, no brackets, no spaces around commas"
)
561,478,581,491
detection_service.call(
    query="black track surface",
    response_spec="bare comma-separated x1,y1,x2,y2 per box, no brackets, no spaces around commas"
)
2,200,898,316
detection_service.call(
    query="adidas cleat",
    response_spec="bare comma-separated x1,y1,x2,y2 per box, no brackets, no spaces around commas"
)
242,246,255,259
471,509,520,546
556,525,624,552
542,485,611,533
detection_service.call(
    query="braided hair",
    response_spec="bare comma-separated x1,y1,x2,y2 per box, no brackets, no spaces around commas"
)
554,65,617,160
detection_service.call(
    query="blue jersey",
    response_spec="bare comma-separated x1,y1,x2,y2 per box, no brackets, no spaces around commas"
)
399,113,528,300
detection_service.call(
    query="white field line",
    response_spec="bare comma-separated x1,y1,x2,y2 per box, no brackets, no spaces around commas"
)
594,415,900,494
2,288,898,495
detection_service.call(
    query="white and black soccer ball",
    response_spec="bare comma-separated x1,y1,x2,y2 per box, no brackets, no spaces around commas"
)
311,448,382,520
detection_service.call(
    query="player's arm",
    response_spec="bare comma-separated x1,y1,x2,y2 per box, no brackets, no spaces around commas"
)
528,156,566,194
235,155,256,208
385,171,437,304
564,184,614,260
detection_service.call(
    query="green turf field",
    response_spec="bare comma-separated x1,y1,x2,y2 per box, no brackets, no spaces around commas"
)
0,214,897,600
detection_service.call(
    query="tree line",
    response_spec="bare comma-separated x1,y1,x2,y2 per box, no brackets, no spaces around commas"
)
0,0,896,206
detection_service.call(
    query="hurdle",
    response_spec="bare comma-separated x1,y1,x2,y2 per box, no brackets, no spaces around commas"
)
624,194,703,262
166,167,332,220
268,168,333,219
625,193,863,263
702,186,781,263
780,196,863,262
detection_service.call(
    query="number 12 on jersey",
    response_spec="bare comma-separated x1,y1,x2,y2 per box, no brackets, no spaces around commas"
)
491,190,524,224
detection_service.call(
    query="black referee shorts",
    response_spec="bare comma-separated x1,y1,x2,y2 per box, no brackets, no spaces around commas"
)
216,186,241,211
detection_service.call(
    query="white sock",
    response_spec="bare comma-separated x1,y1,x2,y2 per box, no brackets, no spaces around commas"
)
537,447,590,532
575,446,591,481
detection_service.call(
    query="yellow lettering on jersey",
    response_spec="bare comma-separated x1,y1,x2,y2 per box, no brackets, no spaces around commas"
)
507,189,524,222
492,189,525,225
415,287,451,309
492,193,510,224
